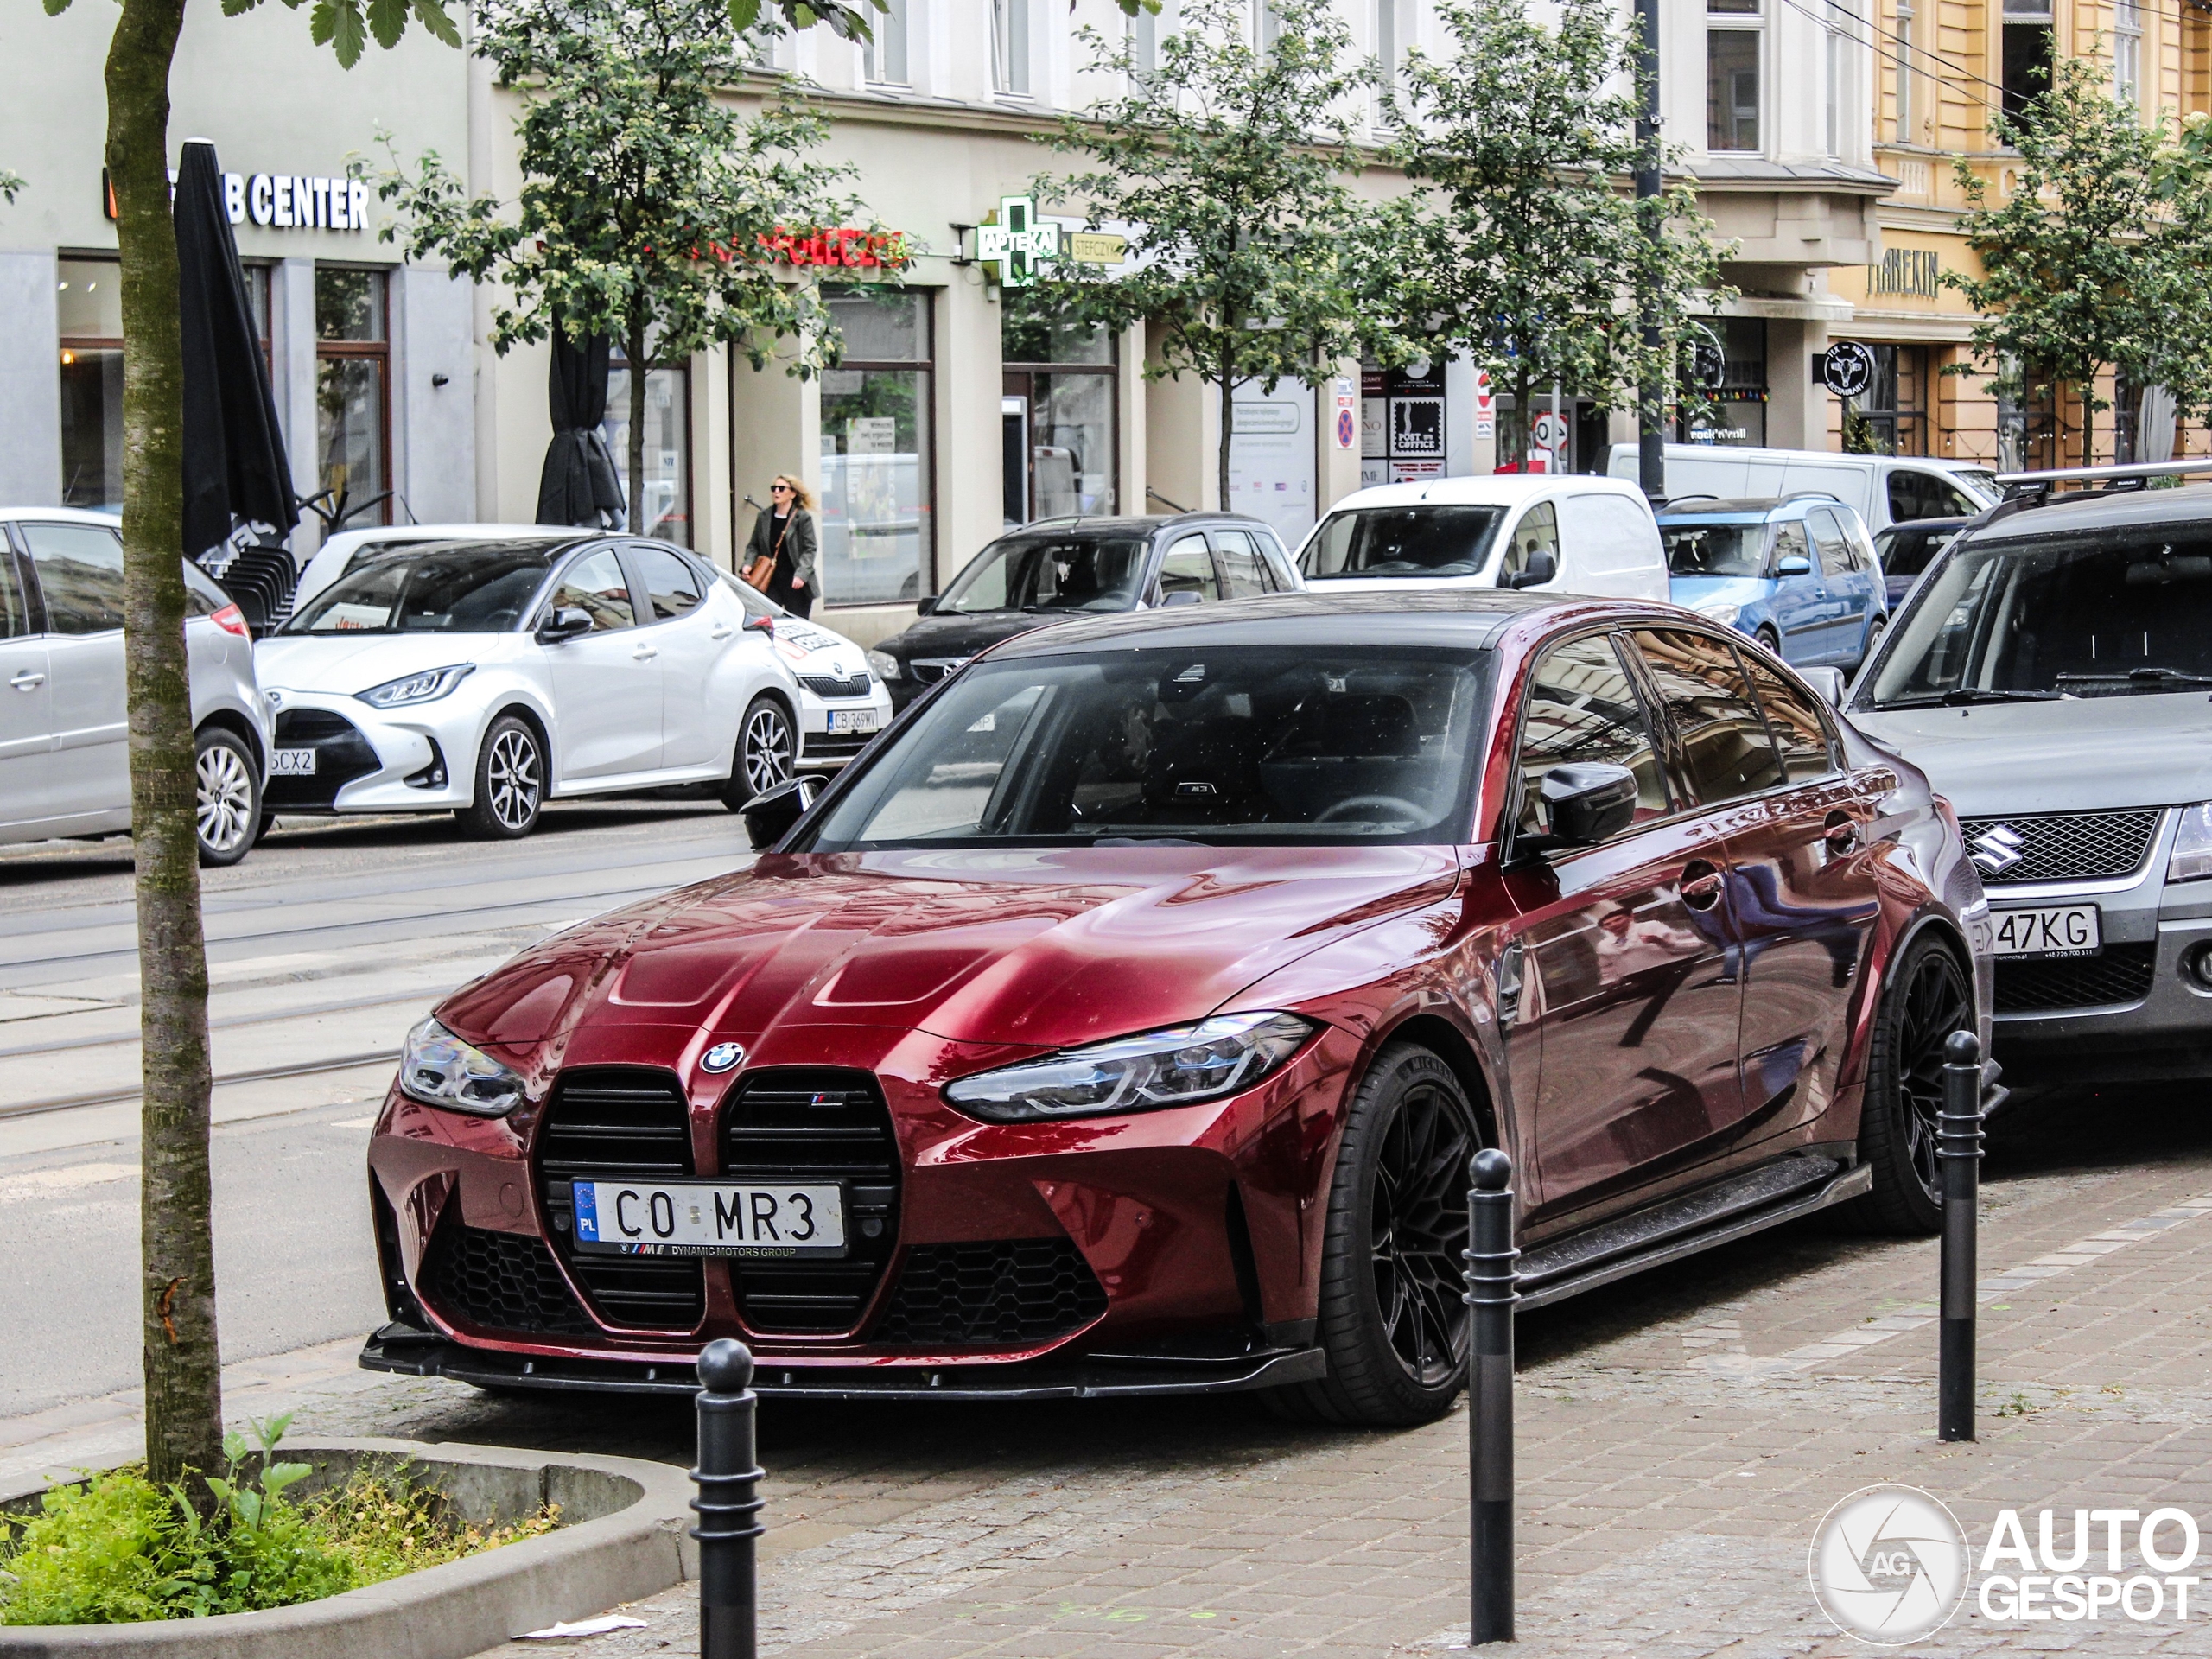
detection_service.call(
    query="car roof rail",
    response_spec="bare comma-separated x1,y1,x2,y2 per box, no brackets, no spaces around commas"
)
1780,491,1842,504
1662,493,1719,505
1994,457,2212,505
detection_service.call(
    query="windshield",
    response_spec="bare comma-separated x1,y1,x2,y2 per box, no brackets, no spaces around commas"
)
284,543,557,633
936,533,1149,614
798,645,1492,849
1662,522,1768,578
1300,506,1505,580
1868,531,2212,705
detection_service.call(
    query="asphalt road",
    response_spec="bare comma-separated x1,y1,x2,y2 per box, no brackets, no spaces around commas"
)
0,802,755,1420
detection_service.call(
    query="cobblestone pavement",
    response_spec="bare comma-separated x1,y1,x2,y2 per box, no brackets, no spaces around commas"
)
10,1083,2211,1656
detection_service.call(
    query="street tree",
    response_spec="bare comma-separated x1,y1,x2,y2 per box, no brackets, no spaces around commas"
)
1386,0,1731,463
1948,53,2203,467
378,0,868,533
31,0,879,1501
1029,0,1414,507
0,169,22,203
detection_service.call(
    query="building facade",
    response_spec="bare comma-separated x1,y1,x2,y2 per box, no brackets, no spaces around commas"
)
0,0,1880,644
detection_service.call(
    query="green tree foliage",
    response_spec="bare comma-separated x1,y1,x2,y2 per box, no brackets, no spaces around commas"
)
0,170,22,203
1030,0,1414,506
1948,54,2209,466
1386,0,1731,461
379,0,866,532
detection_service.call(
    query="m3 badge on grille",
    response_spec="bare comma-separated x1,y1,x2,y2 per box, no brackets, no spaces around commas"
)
1969,823,2026,874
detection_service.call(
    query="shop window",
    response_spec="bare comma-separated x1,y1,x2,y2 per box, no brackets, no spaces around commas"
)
863,0,909,84
992,0,1030,95
2001,0,2052,126
315,267,391,527
1848,344,1924,456
817,286,933,605
1003,301,1116,525
56,257,123,512
1680,317,1766,447
1707,0,1762,152
604,358,692,545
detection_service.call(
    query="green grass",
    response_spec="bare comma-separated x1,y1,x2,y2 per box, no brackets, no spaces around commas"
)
0,1417,557,1626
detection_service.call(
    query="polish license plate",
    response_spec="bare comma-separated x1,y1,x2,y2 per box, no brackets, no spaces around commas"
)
270,747,316,776
1991,904,2101,960
829,709,881,735
571,1179,846,1258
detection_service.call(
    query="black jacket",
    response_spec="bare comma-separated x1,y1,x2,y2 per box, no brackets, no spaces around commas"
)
746,506,817,589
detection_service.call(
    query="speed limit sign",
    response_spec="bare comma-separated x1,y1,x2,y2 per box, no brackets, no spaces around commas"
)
1532,410,1570,453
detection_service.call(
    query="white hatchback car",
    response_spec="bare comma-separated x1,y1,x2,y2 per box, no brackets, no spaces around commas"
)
713,574,892,771
254,534,829,837
0,509,271,864
1296,475,1671,600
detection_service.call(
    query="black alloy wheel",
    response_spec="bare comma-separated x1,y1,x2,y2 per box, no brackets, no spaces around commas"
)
723,694,795,809
194,727,260,867
1268,1043,1476,1427
458,715,545,839
1847,932,1973,1235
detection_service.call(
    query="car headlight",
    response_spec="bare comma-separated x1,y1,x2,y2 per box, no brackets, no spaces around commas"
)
357,664,475,709
944,1012,1314,1122
1695,601,1741,627
397,1017,525,1116
2170,804,2212,883
866,649,901,683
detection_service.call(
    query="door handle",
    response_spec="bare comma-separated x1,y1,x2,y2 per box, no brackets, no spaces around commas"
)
710,626,734,640
10,670,45,690
632,645,658,661
1680,861,1724,912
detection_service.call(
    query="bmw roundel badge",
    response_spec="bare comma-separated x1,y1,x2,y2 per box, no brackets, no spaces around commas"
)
702,1041,747,1074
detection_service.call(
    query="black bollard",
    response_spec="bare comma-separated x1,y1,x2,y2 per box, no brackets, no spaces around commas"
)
693,1338,765,1659
1464,1147,1518,1645
1937,1031,1985,1444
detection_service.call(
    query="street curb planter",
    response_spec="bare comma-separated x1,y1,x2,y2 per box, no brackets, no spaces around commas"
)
0,1439,696,1658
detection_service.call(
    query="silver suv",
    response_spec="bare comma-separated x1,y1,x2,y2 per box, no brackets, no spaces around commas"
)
1850,470,2212,1083
0,510,271,865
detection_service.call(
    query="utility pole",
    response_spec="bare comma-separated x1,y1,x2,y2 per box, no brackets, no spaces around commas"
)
1634,0,1665,500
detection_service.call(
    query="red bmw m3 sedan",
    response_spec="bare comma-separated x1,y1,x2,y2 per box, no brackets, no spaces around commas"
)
362,592,1993,1426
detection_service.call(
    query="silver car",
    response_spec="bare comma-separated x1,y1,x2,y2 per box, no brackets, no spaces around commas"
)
0,509,271,865
1849,473,2212,1083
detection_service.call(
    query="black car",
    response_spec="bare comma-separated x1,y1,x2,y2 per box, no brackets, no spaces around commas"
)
866,513,1301,709
1872,515,1974,610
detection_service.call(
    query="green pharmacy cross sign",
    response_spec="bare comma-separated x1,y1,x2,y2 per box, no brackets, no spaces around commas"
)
976,195,1060,288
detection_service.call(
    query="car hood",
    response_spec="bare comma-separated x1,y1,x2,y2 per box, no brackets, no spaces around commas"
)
438,843,1465,1054
1852,694,2212,815
1668,575,1770,610
877,610,1084,662
255,632,512,695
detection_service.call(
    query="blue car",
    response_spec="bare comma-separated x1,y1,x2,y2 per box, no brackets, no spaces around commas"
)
1657,494,1890,670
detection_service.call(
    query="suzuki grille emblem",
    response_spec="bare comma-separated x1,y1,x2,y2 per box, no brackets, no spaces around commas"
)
702,1041,747,1073
1969,824,2027,874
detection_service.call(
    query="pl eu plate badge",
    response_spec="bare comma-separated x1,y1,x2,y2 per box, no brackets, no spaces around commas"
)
702,1041,746,1074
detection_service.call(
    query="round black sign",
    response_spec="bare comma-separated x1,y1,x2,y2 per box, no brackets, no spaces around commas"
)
1821,340,1875,399
1691,339,1726,391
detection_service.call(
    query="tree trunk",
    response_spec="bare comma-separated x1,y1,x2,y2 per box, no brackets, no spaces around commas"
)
107,0,224,1498
627,321,649,536
1217,337,1236,512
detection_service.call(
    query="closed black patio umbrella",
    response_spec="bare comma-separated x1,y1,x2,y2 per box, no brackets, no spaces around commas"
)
536,328,626,529
175,138,297,589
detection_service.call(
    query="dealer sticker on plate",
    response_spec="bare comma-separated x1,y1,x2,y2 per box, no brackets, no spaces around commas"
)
571,1179,846,1258
1992,904,2101,960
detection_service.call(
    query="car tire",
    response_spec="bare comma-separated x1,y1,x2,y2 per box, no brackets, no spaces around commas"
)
1265,1043,1476,1427
1755,625,1783,659
458,715,545,840
1855,615,1887,672
194,727,260,868
1842,932,1973,1236
722,695,795,810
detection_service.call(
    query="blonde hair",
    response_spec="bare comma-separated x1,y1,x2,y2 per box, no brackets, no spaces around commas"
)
772,474,816,513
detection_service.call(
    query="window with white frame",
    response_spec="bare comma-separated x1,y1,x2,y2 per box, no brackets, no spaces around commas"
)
863,0,909,83
1893,0,1913,143
1707,0,1762,152
992,0,1031,94
1131,1,1157,73
1375,0,1410,123
2114,0,2142,103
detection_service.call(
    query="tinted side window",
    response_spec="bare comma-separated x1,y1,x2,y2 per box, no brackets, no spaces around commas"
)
1630,628,1785,804
1743,657,1840,783
1258,537,1300,591
21,523,125,634
1158,535,1220,602
1890,470,1978,523
1211,529,1272,598
1515,633,1669,837
1497,501,1560,585
1770,521,1813,574
182,561,232,618
549,549,637,633
0,550,29,639
1808,511,1855,576
632,545,704,620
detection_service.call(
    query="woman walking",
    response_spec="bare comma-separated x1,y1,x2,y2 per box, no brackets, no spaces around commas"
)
744,474,819,618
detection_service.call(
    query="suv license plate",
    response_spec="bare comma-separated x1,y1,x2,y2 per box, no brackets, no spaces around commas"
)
270,747,316,776
829,709,881,735
1992,904,2101,960
572,1179,846,1258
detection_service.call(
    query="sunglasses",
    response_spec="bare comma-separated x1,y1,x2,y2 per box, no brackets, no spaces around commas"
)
771,483,793,493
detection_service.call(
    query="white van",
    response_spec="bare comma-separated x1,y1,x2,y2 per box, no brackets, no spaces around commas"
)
1605,443,1999,535
1295,475,1669,600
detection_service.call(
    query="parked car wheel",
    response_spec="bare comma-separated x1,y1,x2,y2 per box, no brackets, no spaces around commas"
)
1755,625,1783,658
1268,1043,1475,1427
1845,933,1972,1236
194,727,260,868
1856,615,1888,672
722,695,795,809
458,715,545,840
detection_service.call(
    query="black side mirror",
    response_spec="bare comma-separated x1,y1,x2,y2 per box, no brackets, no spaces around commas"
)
1501,549,1558,591
536,607,593,645
914,594,938,617
1538,762,1638,847
741,775,822,850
